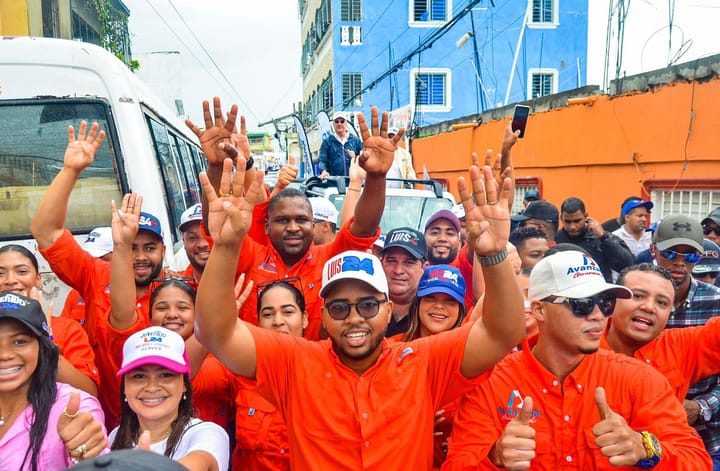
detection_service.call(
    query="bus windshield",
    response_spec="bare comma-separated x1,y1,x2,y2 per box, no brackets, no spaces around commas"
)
0,99,122,240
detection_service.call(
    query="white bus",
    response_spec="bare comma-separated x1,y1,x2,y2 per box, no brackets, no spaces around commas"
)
0,36,206,306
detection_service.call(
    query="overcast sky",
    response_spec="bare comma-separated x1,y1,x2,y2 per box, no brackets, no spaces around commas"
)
124,0,719,131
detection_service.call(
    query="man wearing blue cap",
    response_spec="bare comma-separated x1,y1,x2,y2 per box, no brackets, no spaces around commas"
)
612,198,654,256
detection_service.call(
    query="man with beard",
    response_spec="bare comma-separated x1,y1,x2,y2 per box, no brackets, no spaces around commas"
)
177,203,210,281
650,215,720,467
443,251,710,470
195,145,525,469
30,121,169,427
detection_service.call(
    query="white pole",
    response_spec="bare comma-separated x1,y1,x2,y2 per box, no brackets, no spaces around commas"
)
504,2,531,105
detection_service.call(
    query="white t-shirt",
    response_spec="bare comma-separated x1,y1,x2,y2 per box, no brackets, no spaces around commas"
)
109,418,229,471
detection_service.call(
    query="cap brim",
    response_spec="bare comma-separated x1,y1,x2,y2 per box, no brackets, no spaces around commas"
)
553,283,632,300
655,237,704,253
693,262,720,274
84,247,111,258
138,228,163,240
702,217,720,227
417,286,464,305
178,220,201,232
117,356,189,377
380,243,425,260
511,214,530,222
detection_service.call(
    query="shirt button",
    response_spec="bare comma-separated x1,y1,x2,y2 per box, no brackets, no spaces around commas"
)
646,359,651,364
552,380,559,386
364,441,370,447
280,449,286,454
362,413,368,420
542,388,547,394
577,384,582,389
326,372,332,378
566,456,572,462
564,415,570,422
136,303,141,308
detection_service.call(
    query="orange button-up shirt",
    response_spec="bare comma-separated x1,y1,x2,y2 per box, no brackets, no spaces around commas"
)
192,353,235,431
444,346,710,470
51,315,100,386
250,323,488,470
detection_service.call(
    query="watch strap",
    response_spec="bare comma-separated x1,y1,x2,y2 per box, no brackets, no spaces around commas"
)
476,247,509,267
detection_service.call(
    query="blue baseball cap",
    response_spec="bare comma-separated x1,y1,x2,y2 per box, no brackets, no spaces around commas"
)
524,190,540,201
417,265,465,305
138,212,163,240
621,199,653,220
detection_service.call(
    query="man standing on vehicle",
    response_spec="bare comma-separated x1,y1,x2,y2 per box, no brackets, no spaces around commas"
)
318,112,363,178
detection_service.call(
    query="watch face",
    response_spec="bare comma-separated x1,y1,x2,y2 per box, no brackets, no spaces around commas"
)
650,434,662,456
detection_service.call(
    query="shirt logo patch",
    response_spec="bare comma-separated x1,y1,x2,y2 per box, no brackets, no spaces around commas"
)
497,389,541,423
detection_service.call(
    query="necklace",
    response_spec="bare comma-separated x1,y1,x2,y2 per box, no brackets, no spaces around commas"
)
0,400,25,427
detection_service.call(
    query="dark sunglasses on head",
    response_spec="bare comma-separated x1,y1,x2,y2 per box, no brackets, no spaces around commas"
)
256,276,303,297
657,248,702,264
334,118,346,124
703,225,720,236
325,296,388,321
543,294,617,317
149,277,198,296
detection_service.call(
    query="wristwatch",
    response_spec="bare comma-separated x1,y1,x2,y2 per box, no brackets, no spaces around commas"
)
636,431,662,469
697,399,712,422
245,156,255,170
476,247,509,266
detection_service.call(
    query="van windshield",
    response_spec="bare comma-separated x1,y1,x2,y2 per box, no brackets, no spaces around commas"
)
0,99,121,240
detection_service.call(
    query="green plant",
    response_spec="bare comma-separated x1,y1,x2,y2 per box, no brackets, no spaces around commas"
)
90,0,139,71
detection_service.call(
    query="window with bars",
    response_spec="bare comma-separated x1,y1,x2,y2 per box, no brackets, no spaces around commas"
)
341,0,361,21
411,69,451,111
649,187,720,222
530,0,555,24
342,73,363,107
411,0,448,23
529,70,557,99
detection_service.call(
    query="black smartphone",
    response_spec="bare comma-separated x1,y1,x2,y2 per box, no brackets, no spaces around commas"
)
511,105,530,138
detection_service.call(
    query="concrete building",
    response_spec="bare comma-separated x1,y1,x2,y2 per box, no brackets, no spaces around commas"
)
299,0,588,142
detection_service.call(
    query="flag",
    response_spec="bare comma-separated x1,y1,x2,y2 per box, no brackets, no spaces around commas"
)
422,164,433,191
292,115,314,178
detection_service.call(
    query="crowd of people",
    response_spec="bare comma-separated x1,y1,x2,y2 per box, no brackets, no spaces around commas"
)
0,98,719,470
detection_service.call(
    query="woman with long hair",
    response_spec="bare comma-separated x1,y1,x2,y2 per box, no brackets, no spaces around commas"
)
231,279,308,470
0,244,99,395
109,326,229,470
0,291,108,470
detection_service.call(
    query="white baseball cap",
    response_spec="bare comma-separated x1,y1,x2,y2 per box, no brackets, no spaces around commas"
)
451,203,465,220
309,197,339,225
117,327,189,376
82,227,113,258
320,250,388,298
528,251,632,301
179,204,203,232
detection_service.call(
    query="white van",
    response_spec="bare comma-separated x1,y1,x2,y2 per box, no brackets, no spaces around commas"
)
0,36,205,306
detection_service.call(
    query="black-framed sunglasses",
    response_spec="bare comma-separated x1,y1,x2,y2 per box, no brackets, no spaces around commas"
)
149,277,198,296
325,296,388,321
543,294,617,317
703,225,720,236
334,118,346,124
256,276,303,297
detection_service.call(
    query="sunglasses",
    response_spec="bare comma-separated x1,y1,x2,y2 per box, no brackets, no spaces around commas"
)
657,248,702,264
334,118,346,124
149,277,198,296
325,296,388,320
256,276,303,297
543,294,617,317
703,226,720,236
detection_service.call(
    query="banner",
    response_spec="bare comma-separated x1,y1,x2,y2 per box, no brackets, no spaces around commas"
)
292,115,314,178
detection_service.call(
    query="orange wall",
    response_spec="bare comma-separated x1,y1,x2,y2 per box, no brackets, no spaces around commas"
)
412,76,720,222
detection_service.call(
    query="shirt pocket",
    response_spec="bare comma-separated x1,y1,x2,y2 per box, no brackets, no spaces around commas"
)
235,401,276,450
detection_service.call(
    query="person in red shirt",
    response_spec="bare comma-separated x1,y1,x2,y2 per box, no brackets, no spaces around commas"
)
176,203,210,281
194,110,526,471
443,250,710,470
30,122,169,427
231,279,307,470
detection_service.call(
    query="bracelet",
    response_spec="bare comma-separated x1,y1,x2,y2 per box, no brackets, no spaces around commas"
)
476,247,509,266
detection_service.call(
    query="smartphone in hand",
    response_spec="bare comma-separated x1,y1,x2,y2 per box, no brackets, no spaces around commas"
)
511,105,530,138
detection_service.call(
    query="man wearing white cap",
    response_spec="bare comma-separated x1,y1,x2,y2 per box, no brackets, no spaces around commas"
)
309,197,339,245
385,127,416,189
196,152,525,469
445,250,710,470
177,203,210,281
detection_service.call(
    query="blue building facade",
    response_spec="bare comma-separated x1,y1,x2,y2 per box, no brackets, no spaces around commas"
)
300,0,588,133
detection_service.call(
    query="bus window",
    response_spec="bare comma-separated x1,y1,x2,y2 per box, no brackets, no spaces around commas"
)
169,133,201,206
0,99,122,239
147,117,186,243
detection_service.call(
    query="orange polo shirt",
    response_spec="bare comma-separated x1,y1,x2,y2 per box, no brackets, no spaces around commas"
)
250,323,488,470
602,316,720,401
192,353,235,431
231,376,290,471
443,346,710,470
236,218,378,341
51,315,100,386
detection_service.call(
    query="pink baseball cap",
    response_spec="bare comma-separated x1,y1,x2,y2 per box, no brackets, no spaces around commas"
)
117,327,189,376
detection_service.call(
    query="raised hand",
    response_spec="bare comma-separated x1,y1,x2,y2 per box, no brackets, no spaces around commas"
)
458,165,512,256
64,121,105,173
185,97,238,166
111,192,143,247
493,396,536,470
230,114,252,159
271,155,299,197
198,157,265,246
137,430,152,451
348,155,367,185
592,387,646,466
234,273,254,311
57,392,107,461
357,107,404,176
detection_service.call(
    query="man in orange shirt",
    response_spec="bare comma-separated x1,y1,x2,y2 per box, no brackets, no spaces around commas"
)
195,107,525,471
444,251,710,470
176,203,210,281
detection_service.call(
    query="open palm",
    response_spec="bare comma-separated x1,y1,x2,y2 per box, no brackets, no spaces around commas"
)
64,121,105,172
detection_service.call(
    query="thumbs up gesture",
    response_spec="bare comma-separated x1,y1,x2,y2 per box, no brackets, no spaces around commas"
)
271,155,300,197
137,430,152,451
592,387,647,466
57,392,107,462
492,396,536,470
